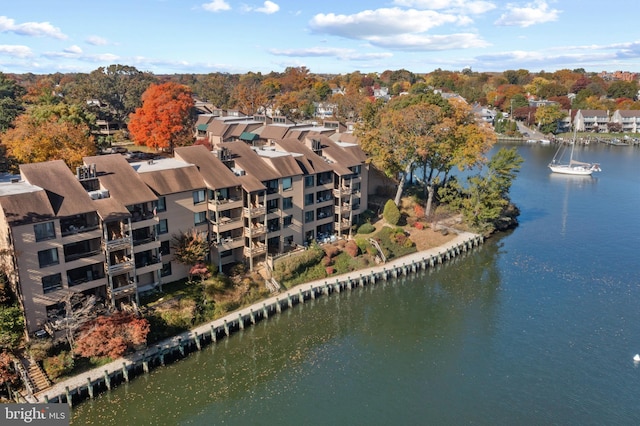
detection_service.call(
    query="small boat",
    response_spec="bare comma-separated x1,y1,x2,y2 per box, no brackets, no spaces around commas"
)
634,354,640,362
549,128,601,175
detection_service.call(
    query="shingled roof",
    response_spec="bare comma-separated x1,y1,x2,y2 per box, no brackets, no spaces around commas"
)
174,145,241,190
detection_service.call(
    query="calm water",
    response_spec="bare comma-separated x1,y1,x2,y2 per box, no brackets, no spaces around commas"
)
72,143,640,425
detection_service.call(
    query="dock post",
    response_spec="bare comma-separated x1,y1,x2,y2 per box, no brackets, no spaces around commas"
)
287,293,293,308
194,332,202,350
178,337,184,356
299,288,305,303
122,362,129,382
223,320,230,336
238,313,244,330
324,282,330,295
310,285,315,299
65,386,72,408
263,303,269,319
87,378,94,399
159,351,165,366
335,279,341,293
104,370,111,390
44,395,49,403
211,325,217,342
275,297,281,313
250,308,256,324
347,277,352,290
143,359,149,374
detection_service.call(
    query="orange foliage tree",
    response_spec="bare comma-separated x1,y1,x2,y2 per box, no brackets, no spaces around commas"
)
1,108,96,171
128,82,195,152
73,312,150,360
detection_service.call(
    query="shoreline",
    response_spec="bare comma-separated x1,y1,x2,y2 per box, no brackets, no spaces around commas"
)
28,230,482,407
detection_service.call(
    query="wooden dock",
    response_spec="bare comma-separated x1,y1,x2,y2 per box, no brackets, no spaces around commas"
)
31,231,484,407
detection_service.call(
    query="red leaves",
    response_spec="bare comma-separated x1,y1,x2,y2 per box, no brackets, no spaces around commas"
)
128,82,195,150
73,312,150,360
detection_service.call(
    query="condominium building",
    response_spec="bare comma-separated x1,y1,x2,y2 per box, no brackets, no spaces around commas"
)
0,135,368,338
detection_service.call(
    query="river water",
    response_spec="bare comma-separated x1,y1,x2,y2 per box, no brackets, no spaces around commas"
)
71,142,640,425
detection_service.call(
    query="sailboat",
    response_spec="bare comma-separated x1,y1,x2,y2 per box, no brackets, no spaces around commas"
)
548,128,601,175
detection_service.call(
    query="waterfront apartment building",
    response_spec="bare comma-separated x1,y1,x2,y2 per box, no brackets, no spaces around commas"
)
0,135,368,337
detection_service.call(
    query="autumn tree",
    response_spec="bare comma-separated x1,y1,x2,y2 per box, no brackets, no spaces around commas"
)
1,103,96,170
0,305,23,351
73,312,150,360
535,104,567,134
0,73,25,131
171,229,210,281
0,350,18,398
68,64,156,127
128,82,195,152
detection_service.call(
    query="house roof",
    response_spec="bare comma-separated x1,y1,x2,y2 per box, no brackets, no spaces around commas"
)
577,109,609,117
615,110,640,118
238,174,265,193
19,160,95,217
260,124,290,140
174,145,241,190
0,183,55,225
92,197,132,222
84,154,158,206
273,138,335,174
133,158,206,196
223,141,281,181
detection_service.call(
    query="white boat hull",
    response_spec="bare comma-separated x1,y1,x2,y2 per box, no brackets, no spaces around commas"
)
548,164,594,175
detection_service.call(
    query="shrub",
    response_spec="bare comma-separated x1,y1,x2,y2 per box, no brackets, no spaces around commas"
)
344,240,360,257
325,266,335,275
322,256,332,267
383,200,400,225
323,245,340,259
354,237,368,253
414,204,425,218
43,351,74,381
357,222,375,234
28,339,53,362
273,244,324,282
414,221,424,230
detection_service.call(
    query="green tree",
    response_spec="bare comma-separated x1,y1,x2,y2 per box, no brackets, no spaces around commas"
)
535,104,567,134
383,199,401,225
0,73,26,132
607,80,638,99
441,147,523,235
0,305,24,350
171,229,210,281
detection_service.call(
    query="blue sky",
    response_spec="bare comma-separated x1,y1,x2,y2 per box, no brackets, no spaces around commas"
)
1,0,639,75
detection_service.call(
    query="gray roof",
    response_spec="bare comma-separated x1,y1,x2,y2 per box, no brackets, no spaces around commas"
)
19,160,95,217
135,159,206,196
0,183,55,225
174,145,241,190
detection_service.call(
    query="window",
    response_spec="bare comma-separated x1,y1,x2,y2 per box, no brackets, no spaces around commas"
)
38,248,59,268
304,175,314,188
194,211,207,225
351,165,361,175
160,240,170,256
282,177,292,191
266,179,278,194
283,197,293,210
220,250,232,258
161,262,172,277
193,189,206,205
283,215,293,227
42,273,62,294
156,219,168,235
34,222,55,242
304,193,314,206
154,197,166,212
305,211,314,223
266,198,279,213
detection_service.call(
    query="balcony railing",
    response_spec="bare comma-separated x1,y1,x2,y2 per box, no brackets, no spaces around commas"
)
334,204,350,215
335,220,351,230
107,259,134,275
105,236,131,252
333,187,352,197
243,204,266,216
244,243,267,257
244,224,266,237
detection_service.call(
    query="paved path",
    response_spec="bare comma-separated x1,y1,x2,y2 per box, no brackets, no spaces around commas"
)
32,230,479,403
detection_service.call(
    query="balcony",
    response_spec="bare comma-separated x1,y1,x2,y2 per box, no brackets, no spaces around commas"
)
107,258,134,275
335,219,351,230
104,236,131,252
212,216,242,233
215,235,244,250
244,224,266,237
110,283,137,298
334,203,351,215
244,242,267,257
333,187,352,198
211,197,243,210
243,204,266,216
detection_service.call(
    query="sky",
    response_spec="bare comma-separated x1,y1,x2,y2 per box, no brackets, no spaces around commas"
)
1,0,640,76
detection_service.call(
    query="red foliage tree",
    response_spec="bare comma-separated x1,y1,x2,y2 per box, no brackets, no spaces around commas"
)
128,82,195,152
0,351,17,388
73,312,150,360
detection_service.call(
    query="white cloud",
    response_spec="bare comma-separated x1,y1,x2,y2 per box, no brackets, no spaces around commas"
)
269,46,393,61
0,16,67,39
0,44,32,58
494,1,560,27
64,45,83,55
393,0,496,14
255,1,280,14
86,35,108,46
368,33,490,51
202,0,231,12
309,8,470,39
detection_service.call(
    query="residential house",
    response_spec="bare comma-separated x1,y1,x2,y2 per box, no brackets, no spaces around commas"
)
574,109,609,132
611,110,640,133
